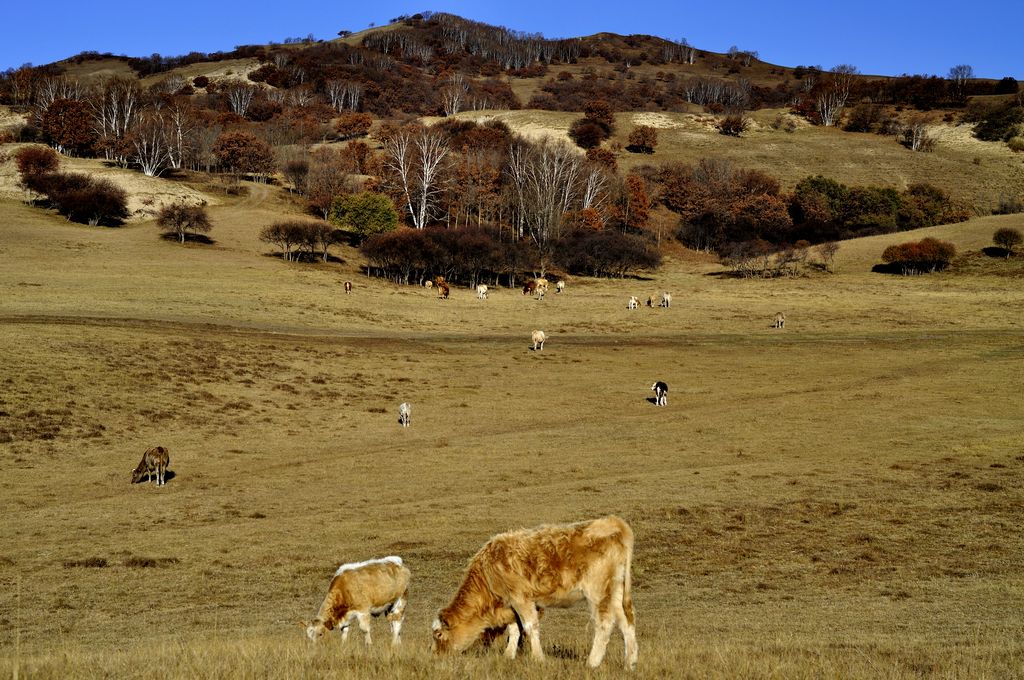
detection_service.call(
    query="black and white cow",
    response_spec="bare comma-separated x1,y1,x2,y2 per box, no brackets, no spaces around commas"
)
651,381,668,407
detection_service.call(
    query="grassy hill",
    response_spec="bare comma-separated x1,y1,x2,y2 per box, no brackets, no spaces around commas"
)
1,183,1022,677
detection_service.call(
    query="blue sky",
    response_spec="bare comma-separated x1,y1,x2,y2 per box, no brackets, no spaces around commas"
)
3,0,1022,79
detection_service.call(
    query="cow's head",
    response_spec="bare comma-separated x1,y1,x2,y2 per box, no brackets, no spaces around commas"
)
304,618,329,641
130,466,146,484
431,615,456,654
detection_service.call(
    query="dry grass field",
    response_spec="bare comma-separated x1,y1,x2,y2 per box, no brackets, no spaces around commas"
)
1,181,1024,679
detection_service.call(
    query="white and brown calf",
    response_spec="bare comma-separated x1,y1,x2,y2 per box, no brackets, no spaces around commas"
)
305,556,410,646
773,312,786,329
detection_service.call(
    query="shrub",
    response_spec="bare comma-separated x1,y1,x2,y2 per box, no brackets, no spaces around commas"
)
1008,136,1024,153
555,230,661,277
586,147,617,171
568,118,610,149
259,220,341,262
192,75,209,88
14,146,59,180
717,114,749,137
157,202,212,243
29,172,129,226
971,102,1024,142
993,196,1024,215
329,192,398,243
626,125,657,153
880,237,956,274
993,227,1022,257
994,77,1019,95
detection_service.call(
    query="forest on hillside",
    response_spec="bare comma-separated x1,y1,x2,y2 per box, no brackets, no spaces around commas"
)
1,12,1021,284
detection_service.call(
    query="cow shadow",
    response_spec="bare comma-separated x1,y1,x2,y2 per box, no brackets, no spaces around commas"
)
131,470,176,484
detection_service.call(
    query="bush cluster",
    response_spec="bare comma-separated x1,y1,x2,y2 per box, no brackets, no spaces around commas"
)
362,225,659,286
259,220,343,262
23,172,129,226
880,237,956,274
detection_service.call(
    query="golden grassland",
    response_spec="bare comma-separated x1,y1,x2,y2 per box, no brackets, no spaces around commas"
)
1,186,1024,678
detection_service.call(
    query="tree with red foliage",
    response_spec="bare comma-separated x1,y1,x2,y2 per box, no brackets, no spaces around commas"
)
624,174,650,229
586,147,617,172
212,131,276,181
334,112,373,140
41,99,95,156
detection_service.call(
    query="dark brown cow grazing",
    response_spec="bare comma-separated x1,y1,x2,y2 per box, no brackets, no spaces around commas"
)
131,446,169,485
522,280,537,296
437,282,450,299
432,516,638,670
344,281,352,294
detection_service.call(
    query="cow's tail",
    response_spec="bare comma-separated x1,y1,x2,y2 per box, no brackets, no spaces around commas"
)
621,522,635,627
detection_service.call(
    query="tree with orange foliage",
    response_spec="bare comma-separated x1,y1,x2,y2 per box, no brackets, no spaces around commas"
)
627,125,658,153
335,112,373,140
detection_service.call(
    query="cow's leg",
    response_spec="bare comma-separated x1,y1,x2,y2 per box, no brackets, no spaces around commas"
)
503,621,520,659
387,596,406,645
511,601,543,660
355,611,373,645
587,591,616,668
339,611,356,643
615,585,638,670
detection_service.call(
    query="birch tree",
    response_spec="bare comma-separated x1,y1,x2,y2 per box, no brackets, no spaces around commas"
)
382,127,450,229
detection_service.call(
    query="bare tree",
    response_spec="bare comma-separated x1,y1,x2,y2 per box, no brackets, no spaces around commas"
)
815,65,859,127
226,84,257,117
900,114,934,152
440,73,468,116
131,113,172,177
382,127,450,229
948,64,974,102
90,78,141,164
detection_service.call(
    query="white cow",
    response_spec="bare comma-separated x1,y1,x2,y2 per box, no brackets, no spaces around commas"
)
627,296,639,310
399,402,411,427
531,330,546,351
476,284,488,299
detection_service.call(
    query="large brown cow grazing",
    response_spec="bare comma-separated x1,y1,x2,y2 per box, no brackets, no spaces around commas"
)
131,446,169,485
431,516,638,670
304,556,410,646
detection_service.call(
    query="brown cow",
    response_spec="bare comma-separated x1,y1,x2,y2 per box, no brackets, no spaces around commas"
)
304,556,410,646
437,282,450,299
431,516,638,670
522,280,537,296
131,446,169,485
